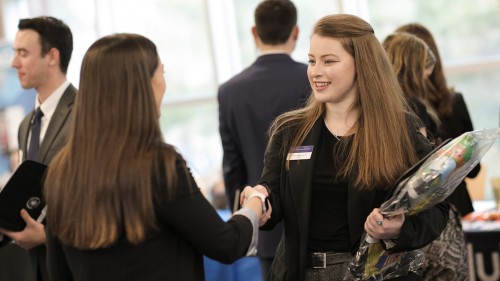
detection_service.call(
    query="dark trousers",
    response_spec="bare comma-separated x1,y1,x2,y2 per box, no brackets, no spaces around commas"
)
260,257,274,280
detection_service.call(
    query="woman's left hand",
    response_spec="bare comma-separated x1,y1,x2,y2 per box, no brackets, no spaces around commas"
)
364,208,404,240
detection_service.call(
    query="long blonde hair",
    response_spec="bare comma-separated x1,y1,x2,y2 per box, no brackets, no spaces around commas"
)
269,14,419,190
383,32,441,128
45,34,179,249
395,23,454,117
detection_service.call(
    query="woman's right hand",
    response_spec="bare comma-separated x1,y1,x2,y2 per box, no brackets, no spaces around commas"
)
240,186,272,226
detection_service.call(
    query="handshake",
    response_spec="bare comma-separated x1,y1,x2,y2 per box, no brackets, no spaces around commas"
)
240,185,272,226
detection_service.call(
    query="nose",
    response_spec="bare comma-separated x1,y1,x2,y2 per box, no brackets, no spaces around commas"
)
308,64,322,78
11,54,20,68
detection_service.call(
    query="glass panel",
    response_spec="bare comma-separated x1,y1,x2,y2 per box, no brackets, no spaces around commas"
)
107,0,216,102
45,0,216,102
159,101,221,190
367,0,500,61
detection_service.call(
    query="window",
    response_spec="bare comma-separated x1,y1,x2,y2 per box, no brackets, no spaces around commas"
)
2,0,499,199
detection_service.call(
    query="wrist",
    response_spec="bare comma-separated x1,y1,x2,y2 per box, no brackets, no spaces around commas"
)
246,192,267,214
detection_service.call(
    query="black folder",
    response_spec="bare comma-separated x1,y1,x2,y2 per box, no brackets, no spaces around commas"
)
0,160,47,232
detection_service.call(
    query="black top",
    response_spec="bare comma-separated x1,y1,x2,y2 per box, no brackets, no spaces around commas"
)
46,152,255,281
259,116,449,281
308,122,350,252
408,97,438,139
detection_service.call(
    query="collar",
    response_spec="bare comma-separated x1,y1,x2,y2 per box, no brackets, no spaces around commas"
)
35,80,70,120
258,50,289,57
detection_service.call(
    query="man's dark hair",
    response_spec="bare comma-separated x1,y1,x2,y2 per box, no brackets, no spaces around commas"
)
18,16,73,74
254,0,297,45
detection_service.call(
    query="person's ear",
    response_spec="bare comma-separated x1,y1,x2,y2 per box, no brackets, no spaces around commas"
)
47,48,60,67
251,26,258,40
292,26,299,41
251,26,260,46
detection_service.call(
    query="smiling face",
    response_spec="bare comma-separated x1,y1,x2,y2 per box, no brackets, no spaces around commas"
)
11,29,50,90
307,34,357,106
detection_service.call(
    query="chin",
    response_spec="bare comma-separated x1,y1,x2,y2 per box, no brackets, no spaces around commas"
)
313,93,332,103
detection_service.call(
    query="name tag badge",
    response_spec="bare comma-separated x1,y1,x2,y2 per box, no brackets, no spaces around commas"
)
287,145,313,160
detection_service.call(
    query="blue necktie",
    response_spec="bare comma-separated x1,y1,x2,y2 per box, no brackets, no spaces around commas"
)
28,107,44,160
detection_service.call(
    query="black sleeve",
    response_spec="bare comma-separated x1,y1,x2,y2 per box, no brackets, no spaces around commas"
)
258,131,286,230
391,200,450,251
154,154,254,264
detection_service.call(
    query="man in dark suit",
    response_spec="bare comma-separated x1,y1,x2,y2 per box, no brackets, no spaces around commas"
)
0,16,75,281
217,1,309,278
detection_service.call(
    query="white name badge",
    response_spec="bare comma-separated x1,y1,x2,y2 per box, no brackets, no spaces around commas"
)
287,145,314,160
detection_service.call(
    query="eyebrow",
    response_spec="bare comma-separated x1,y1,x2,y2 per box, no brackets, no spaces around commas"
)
308,54,340,59
13,47,28,53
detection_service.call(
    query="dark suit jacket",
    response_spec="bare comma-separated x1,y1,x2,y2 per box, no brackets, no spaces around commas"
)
218,54,310,258
18,84,76,281
440,93,480,215
46,151,254,281
259,118,450,281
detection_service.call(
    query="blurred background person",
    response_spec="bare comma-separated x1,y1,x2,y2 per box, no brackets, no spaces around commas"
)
383,31,469,281
44,33,269,281
382,31,439,140
218,0,309,277
395,23,481,217
0,16,75,281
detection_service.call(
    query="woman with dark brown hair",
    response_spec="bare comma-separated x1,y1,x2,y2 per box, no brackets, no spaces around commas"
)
44,33,268,281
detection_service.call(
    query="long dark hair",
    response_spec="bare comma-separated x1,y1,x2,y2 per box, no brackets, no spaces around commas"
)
45,34,178,249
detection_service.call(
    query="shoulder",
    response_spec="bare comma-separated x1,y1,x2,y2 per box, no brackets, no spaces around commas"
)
404,112,432,157
58,84,77,109
451,92,466,108
218,64,256,94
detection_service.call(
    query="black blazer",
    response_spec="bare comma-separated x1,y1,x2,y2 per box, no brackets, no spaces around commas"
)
440,93,480,215
259,118,450,281
46,152,255,281
18,84,76,281
218,54,310,258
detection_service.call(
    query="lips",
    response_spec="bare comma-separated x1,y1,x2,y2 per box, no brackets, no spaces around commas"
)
315,82,330,87
313,81,331,91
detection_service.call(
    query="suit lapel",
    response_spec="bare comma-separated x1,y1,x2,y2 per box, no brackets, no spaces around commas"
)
19,113,33,161
288,119,322,239
38,85,76,162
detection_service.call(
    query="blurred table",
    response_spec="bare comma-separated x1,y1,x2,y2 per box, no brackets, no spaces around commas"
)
462,205,500,281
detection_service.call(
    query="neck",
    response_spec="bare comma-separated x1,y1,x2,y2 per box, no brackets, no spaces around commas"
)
256,33,296,55
258,43,294,55
324,104,359,136
36,72,67,104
